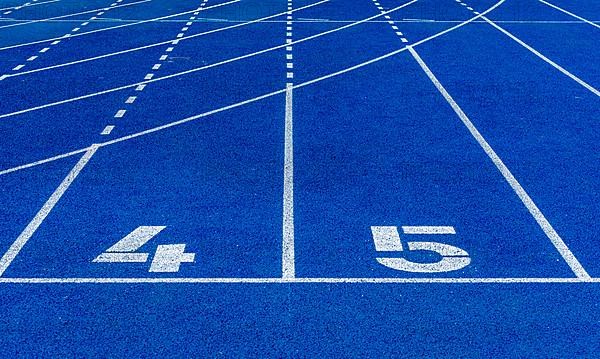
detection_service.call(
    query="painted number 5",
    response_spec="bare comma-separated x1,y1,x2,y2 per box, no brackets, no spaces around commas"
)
371,226,470,273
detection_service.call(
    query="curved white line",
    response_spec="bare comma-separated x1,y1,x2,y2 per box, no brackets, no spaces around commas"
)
0,0,505,176
4,0,330,79
0,0,419,120
0,0,60,12
0,0,149,30
0,0,239,51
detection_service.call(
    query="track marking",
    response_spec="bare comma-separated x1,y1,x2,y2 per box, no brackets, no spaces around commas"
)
0,0,504,176
1,0,126,78
371,0,589,278
402,226,456,235
0,277,597,284
101,125,115,135
0,0,59,12
0,0,239,51
407,45,590,279
0,0,150,30
0,0,417,119
454,1,599,97
0,145,99,277
100,0,210,135
282,0,295,279
538,0,600,30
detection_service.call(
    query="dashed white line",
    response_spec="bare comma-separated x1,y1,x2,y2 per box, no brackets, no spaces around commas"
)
101,125,115,135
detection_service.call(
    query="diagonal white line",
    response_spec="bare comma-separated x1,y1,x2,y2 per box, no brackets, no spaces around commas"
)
538,0,600,30
4,0,330,79
0,0,150,30
407,46,590,279
0,145,99,277
0,0,505,176
481,15,600,97
0,0,239,51
0,0,61,12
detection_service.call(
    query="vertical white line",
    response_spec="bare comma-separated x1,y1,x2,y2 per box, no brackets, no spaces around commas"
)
406,46,590,279
0,145,99,277
282,83,295,278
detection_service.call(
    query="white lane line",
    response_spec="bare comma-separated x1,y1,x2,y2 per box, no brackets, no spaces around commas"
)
538,0,600,30
282,78,295,275
0,145,99,277
282,0,295,279
481,15,599,97
12,64,25,71
101,125,115,135
125,96,137,103
26,56,38,61
0,0,506,177
0,0,417,118
0,0,60,12
0,0,239,51
402,226,456,235
39,47,49,53
0,0,150,30
0,277,596,283
407,46,590,279
3,0,329,79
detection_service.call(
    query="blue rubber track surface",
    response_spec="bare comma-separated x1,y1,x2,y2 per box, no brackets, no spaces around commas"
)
0,0,598,356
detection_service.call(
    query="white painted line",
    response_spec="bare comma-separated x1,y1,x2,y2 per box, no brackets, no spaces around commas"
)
176,33,184,38
50,40,60,45
371,226,403,251
39,47,49,53
171,40,179,45
287,72,294,78
0,0,495,124
0,0,60,12
481,16,600,97
105,226,166,252
282,83,295,278
152,63,161,70
400,37,408,42
12,64,24,71
114,109,126,117
93,252,149,262
166,47,174,52
125,96,137,103
0,0,504,176
540,0,599,29
159,55,168,60
402,226,456,235
26,56,37,61
71,27,80,32
81,21,89,26
286,54,293,60
287,63,293,69
0,277,597,284
0,145,99,277
0,0,236,51
101,125,115,135
186,21,192,25
467,7,473,10
407,46,590,279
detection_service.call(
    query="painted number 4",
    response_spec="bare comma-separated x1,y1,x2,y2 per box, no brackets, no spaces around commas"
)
93,226,195,273
371,226,470,273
